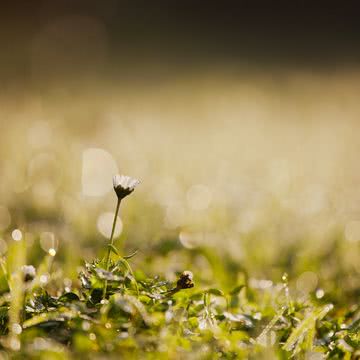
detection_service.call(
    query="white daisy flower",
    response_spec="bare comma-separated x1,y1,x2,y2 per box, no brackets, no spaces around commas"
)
113,174,140,199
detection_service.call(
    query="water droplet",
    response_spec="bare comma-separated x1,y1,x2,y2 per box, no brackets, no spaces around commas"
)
11,323,22,335
12,229,22,241
316,288,325,299
82,321,91,331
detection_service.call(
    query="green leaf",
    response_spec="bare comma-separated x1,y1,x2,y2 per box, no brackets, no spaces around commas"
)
189,292,204,301
22,309,77,328
108,244,119,255
256,306,286,346
229,285,245,295
283,304,334,353
123,249,139,259
206,288,224,297
116,258,139,296
0,306,8,319
58,292,80,303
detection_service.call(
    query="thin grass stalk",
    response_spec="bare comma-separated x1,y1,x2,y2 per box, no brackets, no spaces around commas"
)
103,198,121,299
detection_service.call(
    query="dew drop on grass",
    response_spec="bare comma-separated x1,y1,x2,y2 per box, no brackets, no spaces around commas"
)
165,309,173,323
253,312,262,320
11,323,22,335
198,318,207,330
82,321,91,331
282,273,288,283
12,229,22,241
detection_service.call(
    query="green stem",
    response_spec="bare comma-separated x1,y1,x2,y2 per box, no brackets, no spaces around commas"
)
103,198,121,299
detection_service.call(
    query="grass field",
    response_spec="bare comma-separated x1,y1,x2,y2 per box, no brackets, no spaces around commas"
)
0,71,359,359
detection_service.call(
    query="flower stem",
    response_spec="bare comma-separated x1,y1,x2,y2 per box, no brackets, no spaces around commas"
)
103,198,121,299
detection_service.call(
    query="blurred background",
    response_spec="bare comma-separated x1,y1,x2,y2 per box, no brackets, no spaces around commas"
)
0,1,359,297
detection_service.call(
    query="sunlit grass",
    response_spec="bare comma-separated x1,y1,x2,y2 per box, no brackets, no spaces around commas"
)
0,71,359,357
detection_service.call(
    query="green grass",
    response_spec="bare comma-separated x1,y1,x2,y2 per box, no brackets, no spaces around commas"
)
0,181,358,360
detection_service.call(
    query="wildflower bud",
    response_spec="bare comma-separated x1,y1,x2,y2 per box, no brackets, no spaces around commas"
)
113,174,140,200
21,265,36,282
176,271,194,290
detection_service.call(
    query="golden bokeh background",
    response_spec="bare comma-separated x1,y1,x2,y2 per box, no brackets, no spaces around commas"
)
0,1,359,289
